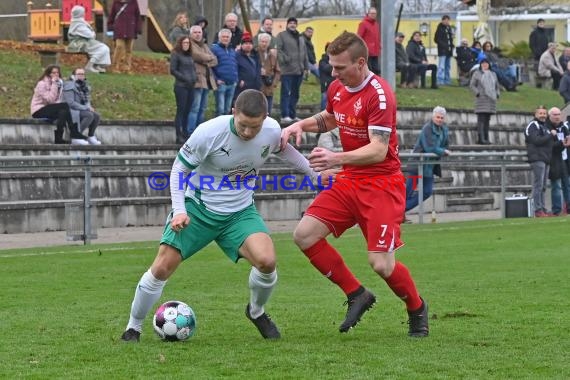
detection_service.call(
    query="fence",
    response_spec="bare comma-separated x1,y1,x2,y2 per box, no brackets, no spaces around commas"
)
0,151,529,243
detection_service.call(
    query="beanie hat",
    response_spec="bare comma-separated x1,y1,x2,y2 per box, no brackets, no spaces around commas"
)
241,31,252,44
286,17,298,24
71,5,85,20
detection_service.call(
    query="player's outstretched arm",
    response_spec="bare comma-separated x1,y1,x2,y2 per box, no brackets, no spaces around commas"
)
277,143,319,180
314,128,389,169
280,111,336,147
169,157,191,231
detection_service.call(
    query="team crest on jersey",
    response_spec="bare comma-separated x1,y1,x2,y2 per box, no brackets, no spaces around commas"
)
261,145,270,158
354,97,362,116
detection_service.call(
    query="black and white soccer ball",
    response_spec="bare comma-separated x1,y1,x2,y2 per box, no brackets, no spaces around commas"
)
153,300,196,341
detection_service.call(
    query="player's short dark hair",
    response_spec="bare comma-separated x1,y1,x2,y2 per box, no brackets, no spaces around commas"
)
234,89,268,117
327,31,368,62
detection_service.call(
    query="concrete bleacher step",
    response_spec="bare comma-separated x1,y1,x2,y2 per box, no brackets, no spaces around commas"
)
0,191,316,233
446,196,495,212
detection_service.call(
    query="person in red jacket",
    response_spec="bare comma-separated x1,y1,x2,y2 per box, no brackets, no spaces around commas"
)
107,0,142,74
357,7,381,74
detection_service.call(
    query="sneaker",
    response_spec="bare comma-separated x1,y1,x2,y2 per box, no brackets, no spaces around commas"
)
71,138,89,145
245,304,281,339
292,117,302,122
407,297,429,337
87,136,102,145
339,288,376,332
120,328,140,342
281,116,293,123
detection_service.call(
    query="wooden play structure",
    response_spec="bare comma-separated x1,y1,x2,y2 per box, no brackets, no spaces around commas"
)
27,0,171,53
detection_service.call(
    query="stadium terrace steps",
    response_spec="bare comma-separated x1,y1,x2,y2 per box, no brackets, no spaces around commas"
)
0,111,534,233
0,192,315,234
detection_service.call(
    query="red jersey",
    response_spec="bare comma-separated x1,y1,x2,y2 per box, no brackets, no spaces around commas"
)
325,73,400,176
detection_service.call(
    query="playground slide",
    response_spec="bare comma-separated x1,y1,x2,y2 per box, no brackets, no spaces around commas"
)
145,8,171,53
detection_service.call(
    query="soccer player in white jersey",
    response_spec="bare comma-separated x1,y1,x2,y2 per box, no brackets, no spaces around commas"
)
121,89,324,341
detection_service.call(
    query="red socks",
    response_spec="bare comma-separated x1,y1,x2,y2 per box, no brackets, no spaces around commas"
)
302,239,361,296
385,261,422,311
303,240,422,311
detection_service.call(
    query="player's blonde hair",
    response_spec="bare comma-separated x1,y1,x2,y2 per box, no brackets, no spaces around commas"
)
327,31,368,62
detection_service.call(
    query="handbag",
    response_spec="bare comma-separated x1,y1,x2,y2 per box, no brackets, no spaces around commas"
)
261,75,273,87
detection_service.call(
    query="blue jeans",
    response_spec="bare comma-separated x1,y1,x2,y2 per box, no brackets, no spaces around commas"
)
265,95,274,116
320,91,328,111
173,85,194,141
214,82,236,116
280,74,304,118
405,175,434,212
187,88,209,136
437,55,451,85
551,178,563,214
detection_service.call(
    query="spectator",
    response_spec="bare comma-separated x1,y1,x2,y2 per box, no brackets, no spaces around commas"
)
558,47,570,72
456,38,476,86
357,7,380,74
545,107,570,216
257,33,280,115
167,11,190,46
469,58,499,144
471,40,485,64
170,36,197,143
559,62,570,104
395,32,417,88
63,67,102,145
234,32,262,102
213,12,243,50
538,42,564,91
276,17,309,123
406,31,438,89
187,25,217,136
529,18,550,62
524,106,556,217
253,16,277,50
67,5,111,74
30,65,88,145
302,27,319,80
318,42,333,111
211,29,238,117
434,15,454,86
193,15,209,44
405,106,450,215
108,0,142,74
481,41,517,91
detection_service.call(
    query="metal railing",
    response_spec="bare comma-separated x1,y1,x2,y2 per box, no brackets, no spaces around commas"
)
0,151,529,243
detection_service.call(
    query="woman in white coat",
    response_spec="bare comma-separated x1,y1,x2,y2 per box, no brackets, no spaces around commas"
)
67,5,111,73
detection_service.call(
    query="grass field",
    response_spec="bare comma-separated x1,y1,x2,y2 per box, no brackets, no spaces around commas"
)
1,218,569,379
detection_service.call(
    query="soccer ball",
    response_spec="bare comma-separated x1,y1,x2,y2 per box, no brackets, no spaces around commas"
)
153,300,196,341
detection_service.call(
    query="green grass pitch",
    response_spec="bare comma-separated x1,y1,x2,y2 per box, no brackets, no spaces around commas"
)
1,218,569,379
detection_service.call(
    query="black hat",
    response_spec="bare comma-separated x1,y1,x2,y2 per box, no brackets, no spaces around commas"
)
286,17,298,24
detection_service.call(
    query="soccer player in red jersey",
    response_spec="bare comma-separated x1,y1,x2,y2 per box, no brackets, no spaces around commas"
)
281,31,428,337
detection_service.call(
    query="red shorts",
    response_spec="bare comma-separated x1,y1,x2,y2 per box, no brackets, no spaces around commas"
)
305,172,405,253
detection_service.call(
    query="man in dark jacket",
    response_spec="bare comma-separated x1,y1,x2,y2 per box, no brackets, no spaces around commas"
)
545,107,570,215
524,106,557,217
456,38,476,86
559,61,570,104
434,15,454,86
318,43,333,110
395,32,417,88
529,19,550,62
406,32,438,89
302,27,319,80
234,33,262,103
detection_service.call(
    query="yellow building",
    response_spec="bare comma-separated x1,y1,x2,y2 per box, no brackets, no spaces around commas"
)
251,9,570,59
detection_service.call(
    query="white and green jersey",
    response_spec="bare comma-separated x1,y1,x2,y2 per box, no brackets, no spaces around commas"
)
176,115,282,214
